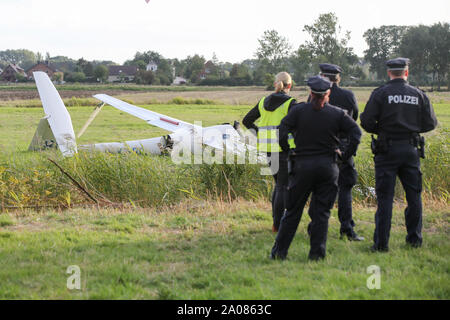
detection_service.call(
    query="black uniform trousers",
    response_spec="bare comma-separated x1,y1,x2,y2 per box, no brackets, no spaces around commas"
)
373,141,423,250
308,156,357,235
268,152,289,230
272,155,339,259
337,156,358,233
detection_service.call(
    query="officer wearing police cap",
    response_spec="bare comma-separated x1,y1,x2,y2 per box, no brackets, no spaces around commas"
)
360,57,437,252
307,63,363,241
271,76,361,261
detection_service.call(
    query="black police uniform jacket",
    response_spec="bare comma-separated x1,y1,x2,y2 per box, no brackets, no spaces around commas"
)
279,102,361,159
329,83,359,121
360,78,437,137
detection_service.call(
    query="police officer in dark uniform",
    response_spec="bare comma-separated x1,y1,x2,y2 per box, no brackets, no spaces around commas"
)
308,63,364,241
271,76,362,261
360,58,437,252
243,72,297,232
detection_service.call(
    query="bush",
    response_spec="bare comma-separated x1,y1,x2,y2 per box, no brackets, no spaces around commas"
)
135,70,155,85
65,72,86,83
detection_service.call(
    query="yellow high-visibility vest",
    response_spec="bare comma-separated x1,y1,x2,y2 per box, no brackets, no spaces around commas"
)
257,97,295,152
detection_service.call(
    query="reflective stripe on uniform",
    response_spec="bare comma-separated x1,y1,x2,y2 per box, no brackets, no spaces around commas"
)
257,138,279,143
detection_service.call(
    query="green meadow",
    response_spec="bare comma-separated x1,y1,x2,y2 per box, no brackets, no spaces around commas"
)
0,88,448,299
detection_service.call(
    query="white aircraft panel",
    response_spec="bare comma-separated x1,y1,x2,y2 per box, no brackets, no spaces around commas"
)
33,72,77,156
80,137,163,155
93,94,194,132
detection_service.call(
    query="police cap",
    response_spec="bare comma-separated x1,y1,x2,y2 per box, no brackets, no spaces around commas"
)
307,76,332,94
386,57,410,70
319,63,343,75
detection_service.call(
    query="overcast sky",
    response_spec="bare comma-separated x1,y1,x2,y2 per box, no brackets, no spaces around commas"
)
1,0,449,64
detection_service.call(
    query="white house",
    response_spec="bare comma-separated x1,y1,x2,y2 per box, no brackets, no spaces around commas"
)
146,61,158,72
173,76,187,85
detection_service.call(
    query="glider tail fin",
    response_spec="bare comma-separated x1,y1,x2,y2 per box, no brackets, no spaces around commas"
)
32,71,77,156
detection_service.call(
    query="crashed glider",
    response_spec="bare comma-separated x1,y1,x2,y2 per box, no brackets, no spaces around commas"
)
30,72,259,160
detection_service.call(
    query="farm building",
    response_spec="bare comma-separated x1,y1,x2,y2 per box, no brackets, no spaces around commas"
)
107,65,137,82
146,61,158,72
172,76,187,85
26,61,63,81
199,60,217,80
0,63,27,82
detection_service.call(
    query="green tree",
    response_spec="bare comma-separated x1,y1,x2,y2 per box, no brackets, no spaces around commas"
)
399,25,433,85
65,72,86,83
428,22,450,90
155,58,174,84
84,63,94,78
126,51,174,84
52,72,64,83
302,13,358,74
289,46,313,83
229,63,252,85
255,30,292,74
264,73,275,91
0,49,37,69
46,56,77,73
135,70,155,85
172,58,186,77
183,54,206,83
94,65,109,83
363,25,409,79
252,61,269,86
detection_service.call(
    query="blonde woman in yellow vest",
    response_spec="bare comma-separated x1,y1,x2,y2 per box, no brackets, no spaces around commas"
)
243,72,298,232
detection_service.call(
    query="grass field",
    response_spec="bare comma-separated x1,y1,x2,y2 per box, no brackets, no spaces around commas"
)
0,202,448,299
0,87,449,299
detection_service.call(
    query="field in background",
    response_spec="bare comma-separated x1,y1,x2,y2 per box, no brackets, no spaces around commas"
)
0,87,448,299
1,83,449,108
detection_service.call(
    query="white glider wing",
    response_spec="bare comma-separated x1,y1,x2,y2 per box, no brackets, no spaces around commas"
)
93,94,194,132
93,94,261,159
34,71,77,156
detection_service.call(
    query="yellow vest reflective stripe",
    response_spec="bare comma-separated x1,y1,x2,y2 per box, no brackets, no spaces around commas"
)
288,133,295,149
257,97,295,152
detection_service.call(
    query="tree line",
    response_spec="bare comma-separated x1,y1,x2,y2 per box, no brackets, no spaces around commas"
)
1,12,448,89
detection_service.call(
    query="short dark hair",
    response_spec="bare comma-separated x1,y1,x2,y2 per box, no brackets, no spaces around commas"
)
389,69,407,77
321,73,340,83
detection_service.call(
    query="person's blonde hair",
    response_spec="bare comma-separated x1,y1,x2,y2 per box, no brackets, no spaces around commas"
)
274,72,292,93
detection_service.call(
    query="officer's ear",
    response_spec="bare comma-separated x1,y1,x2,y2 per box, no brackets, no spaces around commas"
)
404,69,409,78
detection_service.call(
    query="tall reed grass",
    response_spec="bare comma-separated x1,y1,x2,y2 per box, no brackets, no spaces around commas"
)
0,131,448,210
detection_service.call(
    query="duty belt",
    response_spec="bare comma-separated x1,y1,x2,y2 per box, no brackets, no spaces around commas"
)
389,139,414,145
